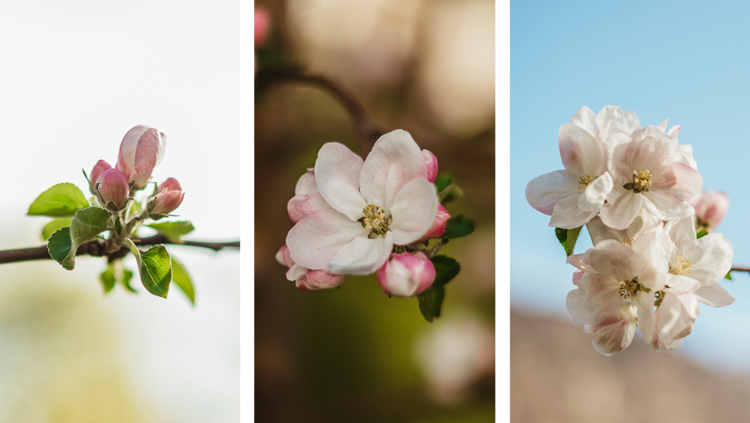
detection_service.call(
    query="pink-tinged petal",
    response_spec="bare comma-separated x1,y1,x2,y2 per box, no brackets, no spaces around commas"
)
297,270,347,292
650,290,699,351
623,111,641,133
422,150,438,183
276,245,292,267
286,208,364,270
664,274,701,293
377,251,436,297
587,316,636,357
254,7,271,47
150,191,185,215
158,177,181,193
89,160,111,193
360,129,427,213
295,170,319,196
578,172,613,212
559,123,606,176
116,125,166,189
675,144,697,170
596,105,631,139
572,269,584,285
314,142,367,221
417,204,450,243
656,118,668,133
680,233,733,287
96,168,130,209
664,216,697,252
286,264,308,281
634,293,658,345
328,232,394,275
548,193,597,229
667,124,681,137
691,191,728,229
583,240,639,281
599,192,642,230
641,191,693,221
389,179,438,245
657,162,702,201
695,283,735,307
569,106,598,138
525,170,578,215
287,192,332,224
567,253,586,270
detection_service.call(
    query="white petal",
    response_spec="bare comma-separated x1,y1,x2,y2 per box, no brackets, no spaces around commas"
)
295,170,319,195
681,233,733,287
596,105,631,139
389,179,438,245
328,232,394,275
314,142,367,221
623,111,641,133
559,123,607,176
578,172,613,212
695,283,735,307
569,106,598,138
676,144,697,170
583,240,640,281
599,191,642,230
642,191,694,221
548,193,597,229
525,170,578,215
664,216,697,252
286,208,364,270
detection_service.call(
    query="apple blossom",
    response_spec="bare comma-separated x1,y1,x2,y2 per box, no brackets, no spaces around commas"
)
255,7,271,47
286,129,438,275
116,125,167,189
276,245,346,291
663,216,734,307
568,105,632,148
584,209,668,254
690,190,729,232
643,283,700,351
600,125,702,230
148,178,185,216
377,251,435,297
89,160,111,194
287,170,332,224
422,150,438,183
525,120,613,229
96,168,130,210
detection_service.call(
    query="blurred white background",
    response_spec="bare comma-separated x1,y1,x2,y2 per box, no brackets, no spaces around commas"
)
0,1,239,421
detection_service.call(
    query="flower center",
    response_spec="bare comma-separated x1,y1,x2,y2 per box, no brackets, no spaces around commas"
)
577,174,595,190
621,238,635,246
362,204,391,238
669,254,693,275
619,276,650,299
623,169,652,193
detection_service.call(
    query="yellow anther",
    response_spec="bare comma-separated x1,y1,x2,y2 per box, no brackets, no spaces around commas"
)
619,276,649,299
578,174,593,190
669,254,693,275
363,204,390,237
625,169,652,193
621,238,635,246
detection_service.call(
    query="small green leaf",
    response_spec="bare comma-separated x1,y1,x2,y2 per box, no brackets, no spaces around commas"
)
434,175,453,193
431,255,461,286
121,269,137,293
125,240,171,298
434,174,463,204
171,257,195,305
146,221,195,243
725,271,732,280
100,263,117,293
443,215,475,239
555,226,582,257
27,183,90,217
48,227,73,270
417,285,446,323
41,217,73,241
61,207,111,270
696,228,709,239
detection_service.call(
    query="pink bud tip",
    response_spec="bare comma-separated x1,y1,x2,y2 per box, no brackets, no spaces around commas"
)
377,251,435,298
89,160,112,193
96,168,129,209
255,8,271,47
422,149,438,183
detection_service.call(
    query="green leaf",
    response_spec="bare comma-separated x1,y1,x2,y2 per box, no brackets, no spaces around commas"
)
48,227,73,270
41,217,73,241
100,263,117,294
27,183,90,217
443,215,475,239
171,257,195,305
696,228,709,239
146,221,195,243
60,207,111,270
430,255,461,286
121,269,137,293
434,174,463,204
725,271,732,280
555,226,582,257
125,240,171,298
434,175,453,192
416,285,445,323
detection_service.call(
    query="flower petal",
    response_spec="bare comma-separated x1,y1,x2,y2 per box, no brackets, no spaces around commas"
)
297,270,347,291
694,283,735,307
295,170,319,196
578,171,613,212
596,105,631,139
314,142,367,221
623,111,641,133
328,232,394,275
569,106,598,138
359,129,427,213
664,216,697,252
286,208,364,270
680,233,733,287
642,191,694,221
583,240,639,281
599,191,642,230
287,192,332,224
389,179,438,245
525,170,578,215
559,123,606,176
548,193,597,229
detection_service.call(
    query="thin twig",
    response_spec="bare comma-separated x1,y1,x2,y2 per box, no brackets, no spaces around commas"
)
256,69,382,153
0,235,239,265
731,266,750,273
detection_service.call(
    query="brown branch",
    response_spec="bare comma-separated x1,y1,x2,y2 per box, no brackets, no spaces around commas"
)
731,266,750,273
0,235,239,265
256,69,382,153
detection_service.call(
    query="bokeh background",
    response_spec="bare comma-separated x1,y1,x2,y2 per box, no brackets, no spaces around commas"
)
512,1,750,422
0,1,239,422
253,1,495,421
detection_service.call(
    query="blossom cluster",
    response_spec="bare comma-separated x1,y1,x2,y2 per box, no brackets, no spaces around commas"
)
526,106,734,356
276,130,450,297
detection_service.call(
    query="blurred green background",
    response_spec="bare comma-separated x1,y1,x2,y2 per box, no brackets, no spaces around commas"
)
254,0,495,421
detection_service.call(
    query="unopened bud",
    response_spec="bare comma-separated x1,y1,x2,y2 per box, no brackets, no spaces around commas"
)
116,125,167,189
377,251,435,298
89,160,112,194
96,168,129,210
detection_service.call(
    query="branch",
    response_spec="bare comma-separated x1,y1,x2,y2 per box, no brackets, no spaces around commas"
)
0,235,240,265
731,266,750,273
256,69,382,153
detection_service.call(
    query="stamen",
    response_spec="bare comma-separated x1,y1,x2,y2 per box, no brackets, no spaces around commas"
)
618,276,650,299
623,169,652,193
621,238,635,246
577,174,594,190
362,204,390,237
669,254,693,275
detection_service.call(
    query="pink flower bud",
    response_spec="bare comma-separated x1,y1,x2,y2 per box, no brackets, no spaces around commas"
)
89,160,111,193
417,204,450,243
377,251,435,297
690,191,729,231
422,149,438,183
276,245,346,291
255,8,271,47
96,168,129,209
116,125,167,189
150,178,184,215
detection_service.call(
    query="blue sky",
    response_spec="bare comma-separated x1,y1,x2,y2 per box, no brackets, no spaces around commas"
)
511,0,750,371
